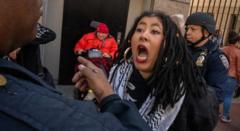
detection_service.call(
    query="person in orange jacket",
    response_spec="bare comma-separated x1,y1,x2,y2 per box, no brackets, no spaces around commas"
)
220,31,240,123
74,23,118,59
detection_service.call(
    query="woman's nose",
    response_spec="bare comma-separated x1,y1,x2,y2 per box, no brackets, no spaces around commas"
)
139,30,149,41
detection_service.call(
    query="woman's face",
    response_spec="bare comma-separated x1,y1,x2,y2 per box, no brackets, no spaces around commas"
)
131,16,164,79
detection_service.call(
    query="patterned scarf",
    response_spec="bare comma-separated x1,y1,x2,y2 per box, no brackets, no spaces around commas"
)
109,59,185,131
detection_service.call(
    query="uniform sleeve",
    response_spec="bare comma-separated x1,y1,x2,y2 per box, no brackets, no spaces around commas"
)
0,61,151,131
99,94,151,131
205,52,229,102
0,78,151,131
0,60,151,131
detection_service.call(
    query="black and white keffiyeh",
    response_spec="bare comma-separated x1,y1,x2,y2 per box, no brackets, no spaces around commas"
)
108,59,185,131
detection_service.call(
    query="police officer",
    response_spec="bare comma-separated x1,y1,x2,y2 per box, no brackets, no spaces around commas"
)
185,12,229,103
0,0,151,130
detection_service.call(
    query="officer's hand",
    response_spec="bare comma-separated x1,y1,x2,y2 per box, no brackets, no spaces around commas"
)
72,56,114,103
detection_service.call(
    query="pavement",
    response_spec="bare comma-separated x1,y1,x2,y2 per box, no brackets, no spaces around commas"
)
214,98,240,131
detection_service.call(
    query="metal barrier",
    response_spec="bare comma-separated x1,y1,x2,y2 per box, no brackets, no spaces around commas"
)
189,0,240,46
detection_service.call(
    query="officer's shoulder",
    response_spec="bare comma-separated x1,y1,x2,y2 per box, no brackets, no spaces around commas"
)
211,49,229,68
1,73,24,89
208,48,229,67
209,48,224,58
219,50,229,68
2,73,36,90
217,49,228,60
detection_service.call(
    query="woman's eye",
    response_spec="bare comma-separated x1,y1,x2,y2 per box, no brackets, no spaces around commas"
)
151,30,161,35
135,28,143,33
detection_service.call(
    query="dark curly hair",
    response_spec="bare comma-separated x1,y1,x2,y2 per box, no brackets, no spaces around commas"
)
228,30,239,44
113,11,206,112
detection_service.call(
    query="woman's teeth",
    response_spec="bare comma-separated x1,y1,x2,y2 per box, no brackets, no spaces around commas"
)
138,51,147,59
137,47,148,61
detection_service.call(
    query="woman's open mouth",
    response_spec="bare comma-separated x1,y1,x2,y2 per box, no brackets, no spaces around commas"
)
136,45,148,63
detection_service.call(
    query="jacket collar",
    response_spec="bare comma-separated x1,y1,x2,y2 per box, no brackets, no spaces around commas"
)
189,39,218,52
0,58,61,94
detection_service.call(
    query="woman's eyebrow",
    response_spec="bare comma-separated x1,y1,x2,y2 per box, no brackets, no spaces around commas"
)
152,23,162,30
138,21,146,26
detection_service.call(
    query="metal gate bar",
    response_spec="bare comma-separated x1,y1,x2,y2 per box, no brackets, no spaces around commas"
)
218,0,227,32
201,0,206,12
190,0,195,14
236,3,240,29
215,0,221,22
222,0,234,43
196,0,200,12
189,0,240,45
211,0,217,13
206,0,212,12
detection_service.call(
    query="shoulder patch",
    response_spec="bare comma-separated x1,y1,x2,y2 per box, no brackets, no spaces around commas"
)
0,74,7,87
219,54,229,69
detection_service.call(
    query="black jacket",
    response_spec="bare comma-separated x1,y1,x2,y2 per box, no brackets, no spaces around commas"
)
188,40,229,102
169,87,218,131
0,58,151,131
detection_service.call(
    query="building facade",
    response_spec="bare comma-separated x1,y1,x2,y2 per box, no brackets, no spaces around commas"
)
41,0,239,84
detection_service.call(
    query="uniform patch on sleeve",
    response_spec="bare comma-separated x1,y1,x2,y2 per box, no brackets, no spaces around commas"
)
0,74,7,87
219,54,229,69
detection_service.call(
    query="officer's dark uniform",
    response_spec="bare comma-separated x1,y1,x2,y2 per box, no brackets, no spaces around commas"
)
188,40,229,102
0,58,151,131
185,12,229,103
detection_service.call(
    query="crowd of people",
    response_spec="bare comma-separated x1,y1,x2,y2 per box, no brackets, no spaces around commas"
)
0,0,240,130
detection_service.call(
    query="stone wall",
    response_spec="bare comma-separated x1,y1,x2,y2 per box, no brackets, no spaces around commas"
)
153,0,190,18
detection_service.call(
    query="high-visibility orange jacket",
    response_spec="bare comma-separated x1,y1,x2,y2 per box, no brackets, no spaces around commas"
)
74,32,118,58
